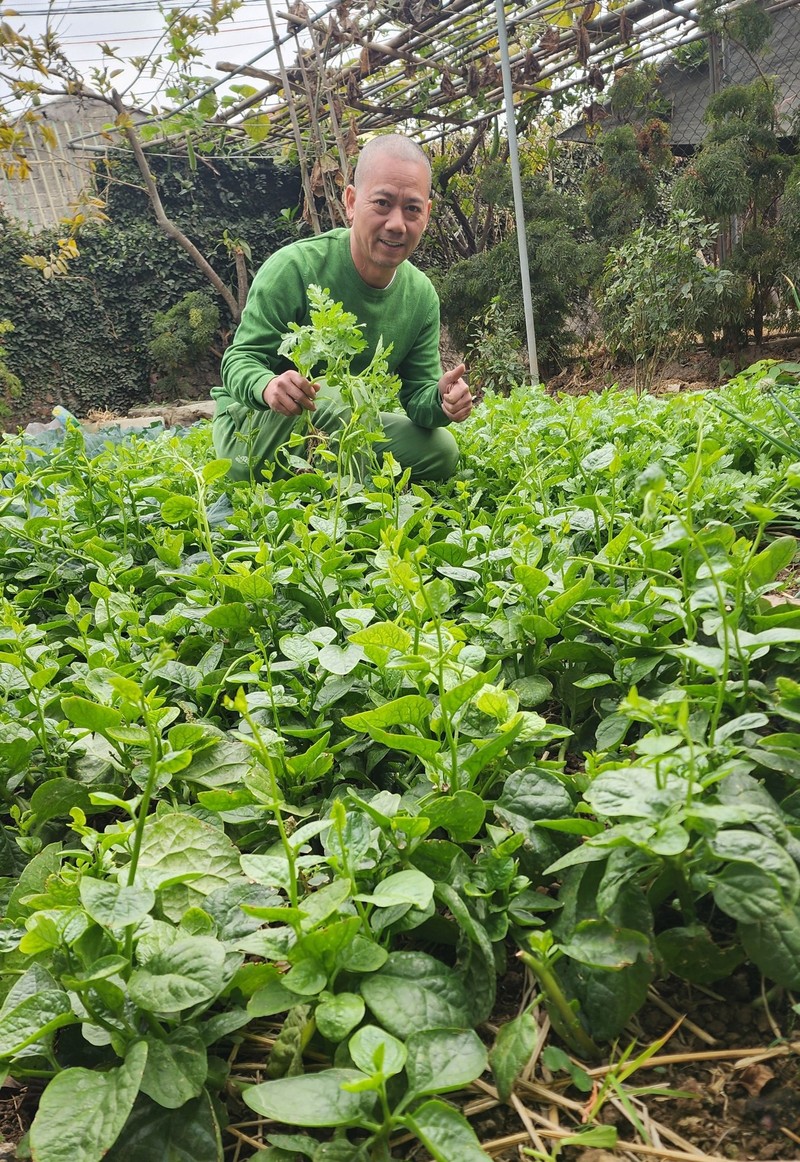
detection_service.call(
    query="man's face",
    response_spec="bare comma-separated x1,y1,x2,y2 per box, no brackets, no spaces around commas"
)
345,154,431,289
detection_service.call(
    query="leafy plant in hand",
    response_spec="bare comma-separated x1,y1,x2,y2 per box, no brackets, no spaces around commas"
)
277,284,401,486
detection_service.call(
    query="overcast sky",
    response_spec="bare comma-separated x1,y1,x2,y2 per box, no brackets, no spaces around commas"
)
1,0,327,112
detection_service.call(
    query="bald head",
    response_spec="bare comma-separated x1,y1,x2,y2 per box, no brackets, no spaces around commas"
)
354,134,432,194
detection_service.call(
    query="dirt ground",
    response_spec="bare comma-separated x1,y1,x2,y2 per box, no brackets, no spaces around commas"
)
545,335,800,399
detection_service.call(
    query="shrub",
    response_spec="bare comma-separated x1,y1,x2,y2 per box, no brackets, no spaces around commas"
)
673,78,796,344
436,176,601,371
599,210,734,391
464,297,528,394
149,291,221,387
0,319,23,417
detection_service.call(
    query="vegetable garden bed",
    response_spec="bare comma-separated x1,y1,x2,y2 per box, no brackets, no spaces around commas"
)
1,358,799,1162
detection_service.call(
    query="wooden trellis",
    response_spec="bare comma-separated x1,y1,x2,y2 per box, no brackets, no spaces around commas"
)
183,0,794,234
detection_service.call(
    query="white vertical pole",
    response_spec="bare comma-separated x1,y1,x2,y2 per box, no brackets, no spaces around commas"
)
493,0,540,382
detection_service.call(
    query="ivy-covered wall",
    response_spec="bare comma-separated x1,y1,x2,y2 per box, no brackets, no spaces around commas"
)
0,152,301,425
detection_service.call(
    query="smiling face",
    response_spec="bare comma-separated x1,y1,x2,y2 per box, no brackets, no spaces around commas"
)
344,145,432,289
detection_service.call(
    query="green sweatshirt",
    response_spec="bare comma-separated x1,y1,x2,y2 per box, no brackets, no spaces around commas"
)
213,228,449,429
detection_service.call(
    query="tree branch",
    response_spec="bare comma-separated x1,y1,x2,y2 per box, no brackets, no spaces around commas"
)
109,88,240,321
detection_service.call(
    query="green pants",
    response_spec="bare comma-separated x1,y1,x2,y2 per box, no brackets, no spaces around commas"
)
212,382,460,483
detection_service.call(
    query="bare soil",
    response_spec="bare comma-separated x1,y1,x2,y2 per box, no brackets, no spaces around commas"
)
546,335,800,399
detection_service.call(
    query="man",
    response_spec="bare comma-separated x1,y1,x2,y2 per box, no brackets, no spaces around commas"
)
211,134,473,482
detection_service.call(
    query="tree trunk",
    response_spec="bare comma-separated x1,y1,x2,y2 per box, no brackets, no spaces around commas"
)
110,90,241,322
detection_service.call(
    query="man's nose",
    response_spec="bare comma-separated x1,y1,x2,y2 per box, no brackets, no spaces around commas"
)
385,204,405,233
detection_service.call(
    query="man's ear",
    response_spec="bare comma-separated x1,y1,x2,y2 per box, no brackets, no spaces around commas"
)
344,184,356,222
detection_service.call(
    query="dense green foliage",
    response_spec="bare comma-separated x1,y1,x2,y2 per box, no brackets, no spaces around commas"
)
599,210,734,390
1,327,799,1158
673,78,800,344
0,320,23,416
435,173,600,367
0,154,299,421
149,291,222,388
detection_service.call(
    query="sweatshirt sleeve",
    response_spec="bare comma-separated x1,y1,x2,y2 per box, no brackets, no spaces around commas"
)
220,249,308,410
396,287,450,429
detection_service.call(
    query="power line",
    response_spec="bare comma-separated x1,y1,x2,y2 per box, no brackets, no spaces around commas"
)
60,18,272,43
67,35,272,61
11,0,297,12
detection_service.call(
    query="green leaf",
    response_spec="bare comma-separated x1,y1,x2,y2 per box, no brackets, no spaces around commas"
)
201,459,230,484
423,791,485,842
672,644,725,672
133,812,242,921
343,695,433,733
139,1027,208,1108
221,569,273,601
338,935,388,973
243,1069,374,1126
315,992,365,1042
0,989,75,1057
105,1090,223,1161
128,936,227,1013
360,952,472,1037
29,778,92,826
80,879,155,928
349,620,412,664
279,634,319,665
284,958,327,996
581,443,619,473
656,925,744,985
247,976,298,1018
348,1024,406,1077
440,667,500,718
405,1028,487,1097
712,863,791,922
6,843,62,920
595,712,630,751
513,564,549,599
161,495,196,523
711,830,800,920
748,535,798,587
60,695,123,733
405,1098,489,1162
557,918,651,969
544,567,594,621
317,644,363,675
61,956,131,990
585,767,692,821
489,1011,537,1102
540,1046,593,1092
562,1125,618,1147
358,869,434,909
29,1040,147,1162
494,767,572,869
202,603,254,631
179,735,252,789
510,675,553,708
739,903,800,988
462,717,524,778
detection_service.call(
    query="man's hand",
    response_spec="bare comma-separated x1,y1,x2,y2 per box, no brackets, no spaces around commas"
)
438,364,473,423
263,371,319,417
